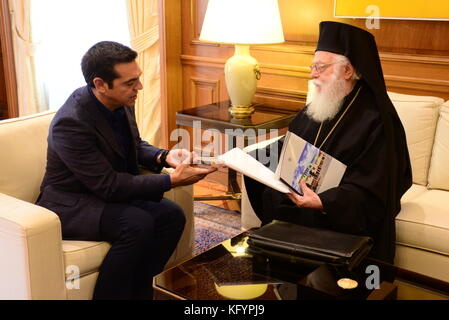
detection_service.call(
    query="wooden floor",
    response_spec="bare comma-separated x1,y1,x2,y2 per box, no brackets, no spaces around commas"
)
193,171,241,211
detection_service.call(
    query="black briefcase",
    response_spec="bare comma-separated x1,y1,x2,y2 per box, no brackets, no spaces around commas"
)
247,220,373,270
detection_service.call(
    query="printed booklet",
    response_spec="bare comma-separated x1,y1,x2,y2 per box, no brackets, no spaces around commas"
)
212,131,347,195
277,131,347,195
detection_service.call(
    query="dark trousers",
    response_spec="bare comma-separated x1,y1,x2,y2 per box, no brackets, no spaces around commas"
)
92,198,186,300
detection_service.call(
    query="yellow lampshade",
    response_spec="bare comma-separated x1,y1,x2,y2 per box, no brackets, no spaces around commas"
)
199,0,284,45
199,0,285,118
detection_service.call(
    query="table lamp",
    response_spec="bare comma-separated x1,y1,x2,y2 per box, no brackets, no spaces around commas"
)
199,0,284,119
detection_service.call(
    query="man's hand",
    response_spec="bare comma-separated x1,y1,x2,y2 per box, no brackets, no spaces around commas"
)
165,149,191,168
169,152,217,187
287,180,323,211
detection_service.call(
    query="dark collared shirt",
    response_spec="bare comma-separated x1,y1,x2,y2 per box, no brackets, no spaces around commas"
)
87,87,171,190
88,87,132,171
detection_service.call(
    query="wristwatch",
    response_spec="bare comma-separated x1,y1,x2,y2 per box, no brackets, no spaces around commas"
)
159,149,170,168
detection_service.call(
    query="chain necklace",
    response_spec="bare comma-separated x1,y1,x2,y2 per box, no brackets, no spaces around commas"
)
313,85,363,149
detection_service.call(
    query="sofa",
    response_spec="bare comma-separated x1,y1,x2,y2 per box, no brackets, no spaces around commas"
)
0,111,194,300
241,91,449,283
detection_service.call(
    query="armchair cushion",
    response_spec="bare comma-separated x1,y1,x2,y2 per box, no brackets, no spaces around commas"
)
396,188,449,256
388,92,443,186
428,102,449,191
0,112,54,203
62,241,111,278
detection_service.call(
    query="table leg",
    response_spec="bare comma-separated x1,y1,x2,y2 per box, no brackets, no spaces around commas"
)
193,135,242,202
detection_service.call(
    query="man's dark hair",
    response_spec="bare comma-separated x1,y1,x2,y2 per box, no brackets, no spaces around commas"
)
81,41,137,88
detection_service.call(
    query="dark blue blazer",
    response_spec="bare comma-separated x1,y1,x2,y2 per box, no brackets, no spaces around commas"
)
37,86,170,240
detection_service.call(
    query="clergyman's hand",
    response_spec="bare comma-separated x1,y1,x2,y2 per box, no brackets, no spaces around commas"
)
287,180,323,211
169,152,217,187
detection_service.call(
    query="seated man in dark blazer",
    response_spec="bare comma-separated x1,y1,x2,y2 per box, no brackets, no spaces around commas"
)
37,41,216,300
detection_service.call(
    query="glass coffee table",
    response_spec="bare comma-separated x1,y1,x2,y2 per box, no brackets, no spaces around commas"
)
154,232,449,300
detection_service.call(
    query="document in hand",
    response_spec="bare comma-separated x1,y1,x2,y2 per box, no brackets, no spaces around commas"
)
278,131,347,195
217,147,291,193
216,131,347,195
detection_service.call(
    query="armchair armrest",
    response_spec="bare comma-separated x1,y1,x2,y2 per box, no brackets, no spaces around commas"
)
0,192,66,299
159,168,193,219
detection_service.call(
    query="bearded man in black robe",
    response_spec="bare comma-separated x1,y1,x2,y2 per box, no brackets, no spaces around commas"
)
244,21,412,264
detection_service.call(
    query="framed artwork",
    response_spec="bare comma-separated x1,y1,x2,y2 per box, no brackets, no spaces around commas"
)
334,0,449,21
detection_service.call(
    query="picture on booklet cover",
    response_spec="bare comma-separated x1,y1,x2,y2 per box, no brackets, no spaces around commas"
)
278,131,347,195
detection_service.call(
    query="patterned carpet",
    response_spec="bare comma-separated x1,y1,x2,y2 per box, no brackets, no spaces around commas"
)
193,201,241,256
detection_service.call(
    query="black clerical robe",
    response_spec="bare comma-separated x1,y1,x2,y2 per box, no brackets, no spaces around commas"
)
245,81,412,263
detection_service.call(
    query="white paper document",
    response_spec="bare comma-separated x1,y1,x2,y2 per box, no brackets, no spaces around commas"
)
217,148,291,193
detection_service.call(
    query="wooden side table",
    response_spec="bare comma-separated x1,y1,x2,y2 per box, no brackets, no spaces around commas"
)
175,101,297,201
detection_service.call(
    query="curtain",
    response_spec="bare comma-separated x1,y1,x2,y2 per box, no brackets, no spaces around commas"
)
126,0,161,146
8,0,41,116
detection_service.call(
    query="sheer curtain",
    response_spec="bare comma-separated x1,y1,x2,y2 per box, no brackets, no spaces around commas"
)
30,0,131,111
127,0,161,146
8,0,39,116
14,0,162,145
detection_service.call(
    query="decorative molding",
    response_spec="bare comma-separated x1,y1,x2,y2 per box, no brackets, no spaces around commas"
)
189,39,313,53
385,75,449,97
190,39,220,47
250,42,316,55
181,54,224,68
182,52,449,99
181,54,311,79
254,86,306,111
256,86,307,101
189,0,222,47
259,63,310,78
190,77,220,108
189,0,199,39
380,53,449,66
187,40,449,68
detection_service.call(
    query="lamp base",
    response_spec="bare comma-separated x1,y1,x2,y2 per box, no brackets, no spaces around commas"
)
228,104,255,119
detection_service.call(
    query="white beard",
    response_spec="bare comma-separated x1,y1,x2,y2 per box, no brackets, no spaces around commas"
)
306,72,350,123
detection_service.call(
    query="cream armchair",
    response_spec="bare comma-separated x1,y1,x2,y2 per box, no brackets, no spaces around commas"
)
0,111,194,300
